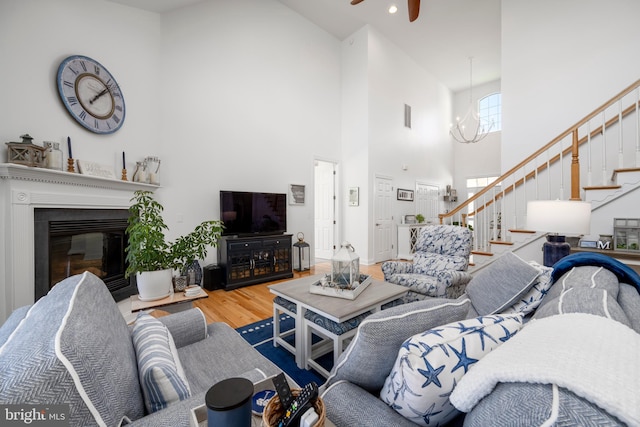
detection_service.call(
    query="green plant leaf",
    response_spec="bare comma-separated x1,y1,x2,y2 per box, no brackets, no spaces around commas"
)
125,190,223,277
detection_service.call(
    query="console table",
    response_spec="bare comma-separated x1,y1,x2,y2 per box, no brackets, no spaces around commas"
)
569,247,640,274
397,224,426,260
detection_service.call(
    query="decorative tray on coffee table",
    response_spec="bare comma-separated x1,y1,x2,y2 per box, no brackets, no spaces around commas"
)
309,274,372,300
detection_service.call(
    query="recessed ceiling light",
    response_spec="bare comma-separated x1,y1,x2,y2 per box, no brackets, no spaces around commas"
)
388,4,398,14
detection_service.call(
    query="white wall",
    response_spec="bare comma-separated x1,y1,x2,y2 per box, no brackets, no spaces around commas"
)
502,0,640,172
340,27,371,261
365,28,454,262
339,26,453,264
0,0,161,172
0,0,344,268
452,79,502,203
0,0,455,275
158,0,342,265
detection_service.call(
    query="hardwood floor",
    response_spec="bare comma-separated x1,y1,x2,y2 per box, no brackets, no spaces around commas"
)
192,262,385,329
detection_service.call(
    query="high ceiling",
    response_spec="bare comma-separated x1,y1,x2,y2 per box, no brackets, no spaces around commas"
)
106,0,501,92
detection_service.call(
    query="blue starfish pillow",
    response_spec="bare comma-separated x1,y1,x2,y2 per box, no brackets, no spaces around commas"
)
380,313,524,426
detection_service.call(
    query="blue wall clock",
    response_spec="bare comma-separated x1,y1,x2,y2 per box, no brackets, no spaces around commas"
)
56,55,126,134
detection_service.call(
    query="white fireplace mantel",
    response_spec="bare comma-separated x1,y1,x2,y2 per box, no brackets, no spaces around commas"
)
0,163,157,323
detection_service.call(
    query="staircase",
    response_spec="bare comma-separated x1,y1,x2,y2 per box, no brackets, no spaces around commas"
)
439,79,640,273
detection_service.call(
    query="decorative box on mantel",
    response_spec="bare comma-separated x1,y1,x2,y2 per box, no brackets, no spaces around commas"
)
6,134,47,168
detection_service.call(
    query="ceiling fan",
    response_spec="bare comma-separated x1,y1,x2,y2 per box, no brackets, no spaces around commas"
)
350,0,421,22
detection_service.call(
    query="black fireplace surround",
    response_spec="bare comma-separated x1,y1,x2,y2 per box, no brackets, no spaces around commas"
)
34,208,137,302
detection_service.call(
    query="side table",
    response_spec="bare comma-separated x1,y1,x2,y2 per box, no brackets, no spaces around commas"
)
130,287,208,313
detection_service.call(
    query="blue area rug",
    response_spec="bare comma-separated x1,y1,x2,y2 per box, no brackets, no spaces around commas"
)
236,315,331,387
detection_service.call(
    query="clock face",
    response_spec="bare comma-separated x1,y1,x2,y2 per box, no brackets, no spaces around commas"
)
57,55,125,134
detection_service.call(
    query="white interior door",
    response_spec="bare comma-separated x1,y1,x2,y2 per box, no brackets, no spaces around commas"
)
374,176,393,263
314,160,336,260
416,183,440,224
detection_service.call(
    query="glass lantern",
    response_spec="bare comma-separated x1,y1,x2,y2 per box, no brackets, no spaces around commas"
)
331,241,360,288
293,232,310,272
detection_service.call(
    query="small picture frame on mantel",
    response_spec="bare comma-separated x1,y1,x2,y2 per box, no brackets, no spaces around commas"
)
397,188,414,202
77,160,116,179
289,184,305,205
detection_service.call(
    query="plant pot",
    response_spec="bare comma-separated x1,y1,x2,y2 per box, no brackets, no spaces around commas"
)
136,269,173,301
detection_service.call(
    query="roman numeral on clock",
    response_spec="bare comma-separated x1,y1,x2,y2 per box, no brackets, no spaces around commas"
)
67,96,78,106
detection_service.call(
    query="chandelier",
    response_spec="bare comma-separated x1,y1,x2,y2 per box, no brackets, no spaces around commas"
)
449,57,494,144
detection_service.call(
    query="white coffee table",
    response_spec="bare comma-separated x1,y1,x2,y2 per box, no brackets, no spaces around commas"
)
269,275,407,370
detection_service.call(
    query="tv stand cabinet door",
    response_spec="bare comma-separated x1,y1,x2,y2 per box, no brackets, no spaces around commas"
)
218,235,293,289
264,236,293,276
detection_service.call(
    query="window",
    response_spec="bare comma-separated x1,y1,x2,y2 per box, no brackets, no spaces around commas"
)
465,176,500,230
466,176,499,189
478,93,501,133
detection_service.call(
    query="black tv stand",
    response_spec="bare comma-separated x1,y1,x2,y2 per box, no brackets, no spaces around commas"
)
217,234,293,290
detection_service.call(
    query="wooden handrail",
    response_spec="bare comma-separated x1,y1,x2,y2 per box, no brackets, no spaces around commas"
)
440,78,640,223
462,100,640,219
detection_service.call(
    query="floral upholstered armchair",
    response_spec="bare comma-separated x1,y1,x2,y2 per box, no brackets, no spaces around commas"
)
382,225,473,302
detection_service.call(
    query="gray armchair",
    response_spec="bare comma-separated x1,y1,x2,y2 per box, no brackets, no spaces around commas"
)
382,225,473,302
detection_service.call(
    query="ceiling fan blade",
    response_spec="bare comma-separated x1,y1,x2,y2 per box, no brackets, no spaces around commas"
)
408,0,420,22
350,0,365,5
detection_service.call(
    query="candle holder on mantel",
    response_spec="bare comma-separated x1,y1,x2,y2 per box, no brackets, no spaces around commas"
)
67,158,75,173
121,169,128,181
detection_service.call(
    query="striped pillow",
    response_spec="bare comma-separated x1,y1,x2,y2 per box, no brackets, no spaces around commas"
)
132,313,192,413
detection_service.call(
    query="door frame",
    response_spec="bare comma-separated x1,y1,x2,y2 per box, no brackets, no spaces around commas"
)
373,174,394,263
314,157,339,261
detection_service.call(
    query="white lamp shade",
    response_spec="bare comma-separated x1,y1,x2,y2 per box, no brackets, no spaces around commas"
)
527,200,591,235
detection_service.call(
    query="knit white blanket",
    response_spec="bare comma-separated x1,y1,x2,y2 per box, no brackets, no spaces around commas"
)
450,313,640,426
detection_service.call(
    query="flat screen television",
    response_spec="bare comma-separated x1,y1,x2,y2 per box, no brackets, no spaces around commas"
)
220,191,287,236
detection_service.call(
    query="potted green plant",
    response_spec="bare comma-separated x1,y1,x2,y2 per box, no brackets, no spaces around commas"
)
415,214,425,224
125,190,224,300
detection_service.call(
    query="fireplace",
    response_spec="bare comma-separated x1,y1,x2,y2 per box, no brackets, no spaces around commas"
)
34,208,136,301
1,164,154,323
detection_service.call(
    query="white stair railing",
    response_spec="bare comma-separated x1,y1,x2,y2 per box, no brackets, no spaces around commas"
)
441,79,640,259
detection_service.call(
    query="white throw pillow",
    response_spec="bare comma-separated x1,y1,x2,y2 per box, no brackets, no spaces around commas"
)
132,313,192,413
380,313,524,426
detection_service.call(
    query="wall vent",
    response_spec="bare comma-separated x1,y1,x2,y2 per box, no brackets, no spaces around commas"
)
404,104,412,129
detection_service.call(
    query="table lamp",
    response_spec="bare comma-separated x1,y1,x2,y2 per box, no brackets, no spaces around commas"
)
526,200,591,267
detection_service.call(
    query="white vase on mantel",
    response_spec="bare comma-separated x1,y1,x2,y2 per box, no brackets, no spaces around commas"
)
136,269,173,301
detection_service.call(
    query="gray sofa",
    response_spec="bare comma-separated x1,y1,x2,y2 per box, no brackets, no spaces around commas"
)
0,272,282,427
321,252,640,427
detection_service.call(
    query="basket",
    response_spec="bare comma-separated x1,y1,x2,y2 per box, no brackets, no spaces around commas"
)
262,389,325,427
